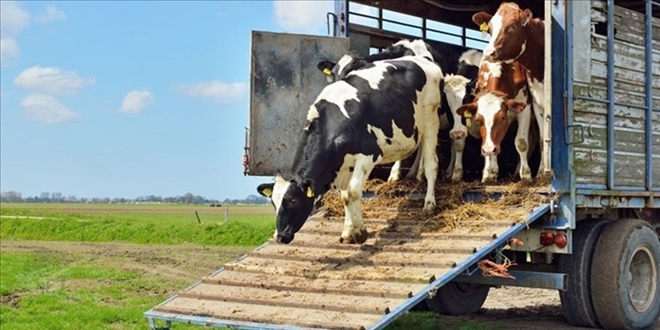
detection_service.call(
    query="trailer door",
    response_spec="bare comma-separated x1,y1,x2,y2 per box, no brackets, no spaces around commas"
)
248,31,350,176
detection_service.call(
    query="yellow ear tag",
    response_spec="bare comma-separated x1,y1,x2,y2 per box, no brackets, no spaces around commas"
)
306,187,314,198
464,112,473,128
480,22,488,39
323,68,332,76
262,188,273,198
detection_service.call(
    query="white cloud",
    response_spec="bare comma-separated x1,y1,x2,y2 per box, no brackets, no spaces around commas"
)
119,90,154,114
14,66,95,94
21,94,80,124
35,5,66,24
0,35,19,61
273,1,334,34
0,1,30,33
174,81,247,103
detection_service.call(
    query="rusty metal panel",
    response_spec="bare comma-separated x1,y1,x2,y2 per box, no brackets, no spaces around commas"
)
248,31,350,176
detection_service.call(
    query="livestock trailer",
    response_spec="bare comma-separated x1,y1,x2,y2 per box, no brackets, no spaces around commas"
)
146,1,660,329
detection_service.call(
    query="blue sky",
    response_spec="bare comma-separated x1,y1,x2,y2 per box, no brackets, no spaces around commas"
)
0,1,335,200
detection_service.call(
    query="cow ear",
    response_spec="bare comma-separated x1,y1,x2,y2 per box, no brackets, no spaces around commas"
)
257,183,274,198
521,9,533,26
456,102,477,117
505,99,527,114
302,179,315,198
472,12,492,26
317,60,335,77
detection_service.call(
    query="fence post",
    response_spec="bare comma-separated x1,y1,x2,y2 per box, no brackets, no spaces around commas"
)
224,206,229,223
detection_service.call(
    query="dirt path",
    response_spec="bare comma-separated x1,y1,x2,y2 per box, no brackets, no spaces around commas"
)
0,240,591,330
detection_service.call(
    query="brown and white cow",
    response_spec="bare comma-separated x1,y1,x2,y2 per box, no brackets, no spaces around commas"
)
472,2,548,175
456,59,533,183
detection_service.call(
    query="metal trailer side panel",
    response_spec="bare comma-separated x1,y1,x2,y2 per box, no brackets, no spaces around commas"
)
248,32,349,176
570,0,660,193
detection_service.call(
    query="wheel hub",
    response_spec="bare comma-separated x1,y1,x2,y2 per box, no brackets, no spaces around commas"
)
627,246,658,313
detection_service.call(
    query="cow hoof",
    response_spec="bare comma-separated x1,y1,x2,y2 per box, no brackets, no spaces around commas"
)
451,169,463,182
536,170,553,182
423,201,436,213
482,176,497,184
339,228,368,244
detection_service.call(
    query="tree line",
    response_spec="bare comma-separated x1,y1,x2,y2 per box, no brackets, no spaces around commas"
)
0,191,270,205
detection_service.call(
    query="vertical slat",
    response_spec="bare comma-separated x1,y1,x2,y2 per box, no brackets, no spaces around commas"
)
646,0,654,191
337,0,349,37
607,0,616,189
550,0,568,191
566,0,576,229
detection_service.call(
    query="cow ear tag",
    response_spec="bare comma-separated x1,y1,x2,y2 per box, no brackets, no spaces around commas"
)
306,187,314,198
464,112,473,128
480,22,488,39
323,68,332,76
262,188,273,198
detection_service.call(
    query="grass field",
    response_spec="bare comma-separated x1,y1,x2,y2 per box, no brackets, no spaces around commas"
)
0,203,557,330
0,203,275,246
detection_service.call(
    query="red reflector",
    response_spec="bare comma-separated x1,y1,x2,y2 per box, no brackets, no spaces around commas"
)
540,232,554,246
554,233,568,248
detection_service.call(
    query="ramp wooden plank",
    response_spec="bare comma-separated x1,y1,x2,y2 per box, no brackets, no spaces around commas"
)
288,232,493,253
250,244,468,268
180,283,406,315
202,271,428,299
299,217,516,235
154,297,380,330
224,257,450,284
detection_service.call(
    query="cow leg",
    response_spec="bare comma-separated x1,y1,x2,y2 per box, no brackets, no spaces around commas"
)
482,155,499,183
515,107,532,181
532,100,549,176
339,156,373,244
418,125,439,213
450,138,465,182
404,150,422,179
388,161,402,182
445,141,455,179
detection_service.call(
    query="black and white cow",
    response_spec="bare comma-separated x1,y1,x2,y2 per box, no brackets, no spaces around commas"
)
258,52,443,244
442,49,483,181
318,40,483,181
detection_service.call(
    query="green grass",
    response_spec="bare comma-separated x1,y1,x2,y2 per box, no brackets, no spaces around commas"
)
0,251,202,330
0,203,275,246
0,203,503,330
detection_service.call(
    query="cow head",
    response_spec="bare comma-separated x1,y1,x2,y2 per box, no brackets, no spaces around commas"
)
443,74,473,116
317,52,367,83
257,175,316,244
456,91,526,156
473,2,533,63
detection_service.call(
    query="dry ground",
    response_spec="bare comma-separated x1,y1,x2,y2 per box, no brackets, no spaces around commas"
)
0,240,596,330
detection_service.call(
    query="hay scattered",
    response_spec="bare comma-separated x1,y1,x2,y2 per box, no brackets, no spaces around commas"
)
319,176,553,234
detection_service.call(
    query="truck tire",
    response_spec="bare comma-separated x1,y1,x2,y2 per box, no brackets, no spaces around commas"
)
591,219,660,330
557,218,609,328
426,282,490,315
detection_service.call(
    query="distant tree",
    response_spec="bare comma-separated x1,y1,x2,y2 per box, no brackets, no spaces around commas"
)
1,191,23,203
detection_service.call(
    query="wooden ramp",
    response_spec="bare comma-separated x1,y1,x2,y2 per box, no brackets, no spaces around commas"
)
145,203,550,330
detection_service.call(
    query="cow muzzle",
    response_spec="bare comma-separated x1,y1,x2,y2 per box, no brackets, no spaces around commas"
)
276,232,294,244
482,145,500,156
